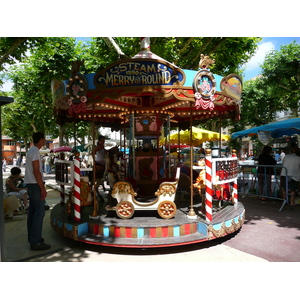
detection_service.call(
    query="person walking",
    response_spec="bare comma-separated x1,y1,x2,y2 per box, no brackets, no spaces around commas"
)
44,154,51,174
2,158,7,172
24,132,51,251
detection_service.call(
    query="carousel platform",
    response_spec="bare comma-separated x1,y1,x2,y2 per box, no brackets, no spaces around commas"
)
50,193,245,248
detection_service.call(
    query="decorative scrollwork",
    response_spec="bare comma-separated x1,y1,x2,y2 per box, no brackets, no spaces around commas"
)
155,182,177,197
112,182,137,197
207,212,245,240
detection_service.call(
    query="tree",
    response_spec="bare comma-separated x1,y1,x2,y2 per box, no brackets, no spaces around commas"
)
2,37,261,146
2,37,91,146
260,41,300,117
0,37,46,86
88,37,261,77
230,41,300,134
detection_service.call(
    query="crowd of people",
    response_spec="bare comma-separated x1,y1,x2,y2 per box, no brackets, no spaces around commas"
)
247,142,300,206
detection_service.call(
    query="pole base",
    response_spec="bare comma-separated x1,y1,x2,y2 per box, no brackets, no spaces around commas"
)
186,208,198,219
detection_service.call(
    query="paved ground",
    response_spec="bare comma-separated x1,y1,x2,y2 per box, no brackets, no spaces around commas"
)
2,166,300,262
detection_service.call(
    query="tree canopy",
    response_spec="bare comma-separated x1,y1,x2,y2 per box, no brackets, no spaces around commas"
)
1,37,262,145
83,37,261,76
260,41,300,117
229,41,300,135
0,37,46,86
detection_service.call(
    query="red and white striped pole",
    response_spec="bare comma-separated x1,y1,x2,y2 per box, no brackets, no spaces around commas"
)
60,184,65,205
73,157,81,222
232,152,238,205
205,149,213,222
232,178,238,204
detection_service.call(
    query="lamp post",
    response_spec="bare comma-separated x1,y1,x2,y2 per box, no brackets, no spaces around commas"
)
0,96,14,262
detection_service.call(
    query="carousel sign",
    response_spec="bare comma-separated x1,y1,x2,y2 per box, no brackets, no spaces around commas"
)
94,60,185,88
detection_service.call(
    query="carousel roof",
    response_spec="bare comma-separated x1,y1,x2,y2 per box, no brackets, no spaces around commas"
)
52,39,242,130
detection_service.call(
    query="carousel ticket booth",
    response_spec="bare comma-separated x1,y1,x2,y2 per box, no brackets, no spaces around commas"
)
50,38,245,247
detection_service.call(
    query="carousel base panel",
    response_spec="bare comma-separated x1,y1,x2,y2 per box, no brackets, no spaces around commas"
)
50,200,245,248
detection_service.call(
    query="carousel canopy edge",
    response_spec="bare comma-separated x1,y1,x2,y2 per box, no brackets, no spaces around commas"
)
51,55,243,124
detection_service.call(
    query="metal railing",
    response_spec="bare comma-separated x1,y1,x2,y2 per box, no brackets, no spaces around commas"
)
238,164,293,212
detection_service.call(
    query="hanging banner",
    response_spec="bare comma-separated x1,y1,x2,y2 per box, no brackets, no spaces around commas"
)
258,131,272,145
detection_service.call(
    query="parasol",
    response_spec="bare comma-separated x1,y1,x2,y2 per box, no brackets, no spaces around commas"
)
39,148,51,154
72,144,87,152
51,146,73,153
231,118,300,140
160,127,230,147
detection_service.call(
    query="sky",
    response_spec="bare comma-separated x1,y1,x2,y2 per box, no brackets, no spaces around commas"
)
1,37,299,91
243,37,300,81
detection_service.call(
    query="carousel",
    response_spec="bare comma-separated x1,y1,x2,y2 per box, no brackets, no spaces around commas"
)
50,38,245,248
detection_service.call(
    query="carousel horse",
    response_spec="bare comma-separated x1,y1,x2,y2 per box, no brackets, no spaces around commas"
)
193,159,206,211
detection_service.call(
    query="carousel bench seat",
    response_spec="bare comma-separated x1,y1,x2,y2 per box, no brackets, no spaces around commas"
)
111,168,180,204
110,168,181,219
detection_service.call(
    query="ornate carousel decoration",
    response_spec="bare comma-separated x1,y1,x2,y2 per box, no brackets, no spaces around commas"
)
66,60,88,117
193,54,216,110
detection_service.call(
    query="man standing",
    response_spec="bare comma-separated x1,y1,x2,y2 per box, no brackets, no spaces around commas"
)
280,142,300,206
24,132,51,251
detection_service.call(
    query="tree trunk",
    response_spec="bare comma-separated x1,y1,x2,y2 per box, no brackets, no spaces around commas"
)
0,37,27,66
59,125,65,146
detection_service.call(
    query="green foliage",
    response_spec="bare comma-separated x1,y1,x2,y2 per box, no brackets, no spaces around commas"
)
230,41,300,135
0,37,46,86
260,41,300,116
2,37,262,145
2,37,88,143
86,37,260,76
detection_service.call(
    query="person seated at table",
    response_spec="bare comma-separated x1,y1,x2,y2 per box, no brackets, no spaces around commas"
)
5,167,29,210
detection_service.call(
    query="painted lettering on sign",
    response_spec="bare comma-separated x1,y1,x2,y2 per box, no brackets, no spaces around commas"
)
94,60,185,88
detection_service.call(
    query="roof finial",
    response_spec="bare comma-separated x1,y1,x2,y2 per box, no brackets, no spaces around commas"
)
140,37,150,51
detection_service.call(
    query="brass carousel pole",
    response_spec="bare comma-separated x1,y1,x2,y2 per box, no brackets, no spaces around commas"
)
219,118,222,157
131,111,135,178
91,105,98,217
178,126,181,162
187,103,197,219
123,123,127,177
167,114,171,177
